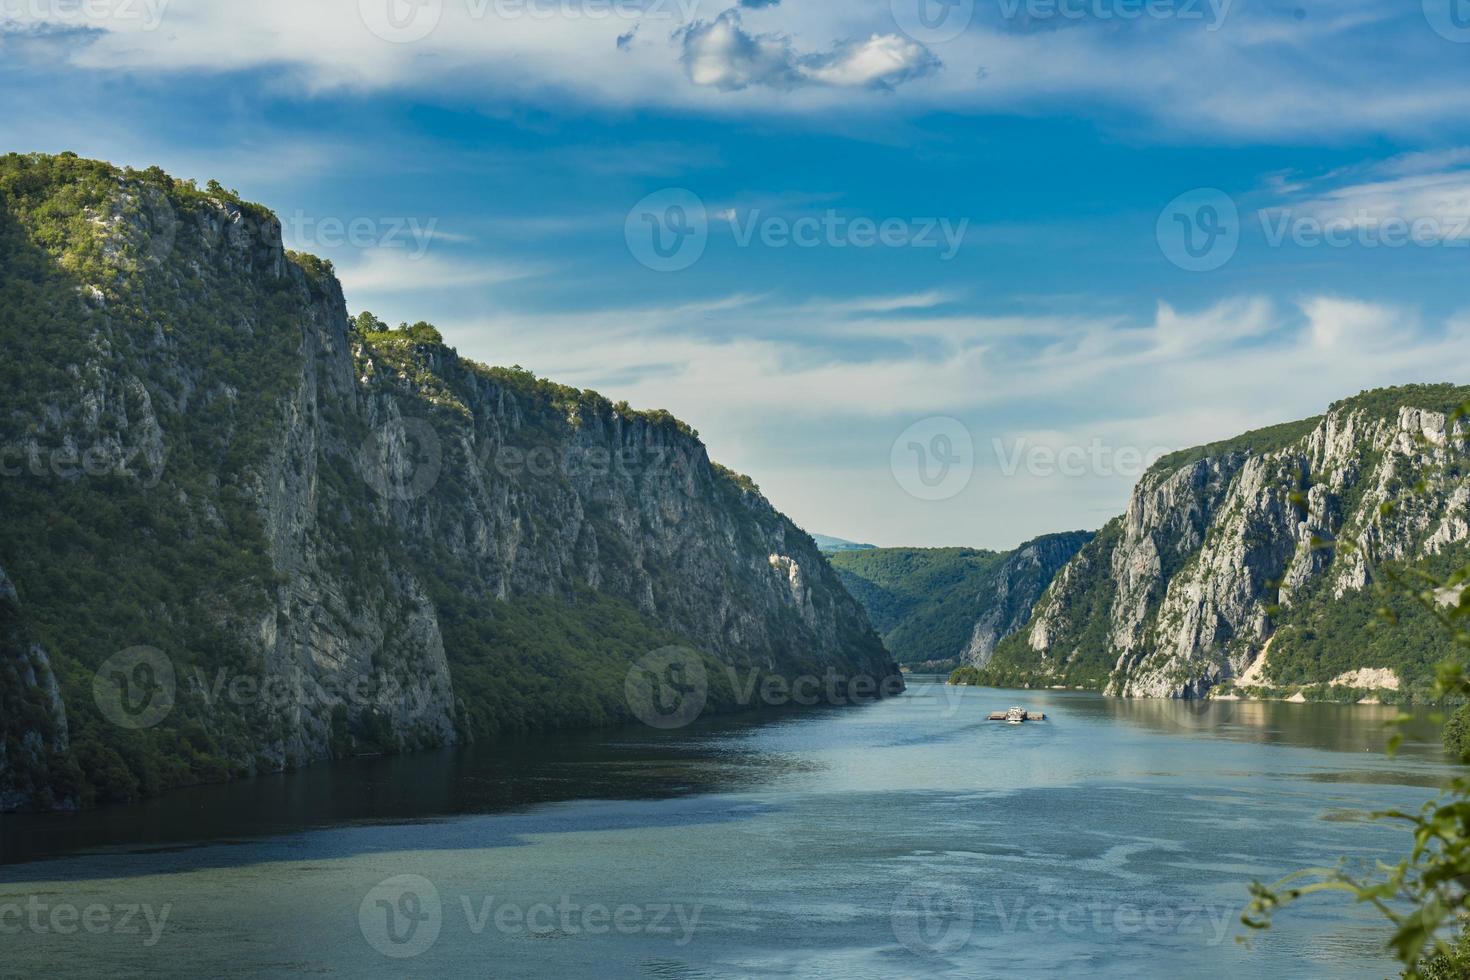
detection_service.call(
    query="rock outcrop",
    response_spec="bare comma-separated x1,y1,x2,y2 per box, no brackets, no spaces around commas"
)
0,565,72,811
986,389,1470,699
0,153,895,810
960,533,1095,668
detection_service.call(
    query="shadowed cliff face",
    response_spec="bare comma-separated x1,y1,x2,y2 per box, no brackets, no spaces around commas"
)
987,389,1470,700
0,565,70,811
0,153,896,812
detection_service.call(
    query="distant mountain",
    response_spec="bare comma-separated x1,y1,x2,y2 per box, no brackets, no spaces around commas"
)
812,534,878,553
983,384,1470,701
828,533,1092,668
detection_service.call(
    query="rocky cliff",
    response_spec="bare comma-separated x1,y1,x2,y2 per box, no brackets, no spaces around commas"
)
829,532,1091,668
0,565,70,811
983,387,1470,700
0,153,896,811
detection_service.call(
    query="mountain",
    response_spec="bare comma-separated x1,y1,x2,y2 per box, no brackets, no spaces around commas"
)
827,533,1092,669
980,385,1470,701
0,153,897,811
811,534,877,553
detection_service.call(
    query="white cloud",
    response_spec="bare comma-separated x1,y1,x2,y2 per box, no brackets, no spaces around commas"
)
1302,297,1411,351
10,0,1465,138
334,249,546,294
677,9,799,90
1268,171,1470,244
675,11,938,91
1254,152,1470,252
440,292,1470,548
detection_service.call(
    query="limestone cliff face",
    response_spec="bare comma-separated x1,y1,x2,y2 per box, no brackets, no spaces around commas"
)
991,392,1470,699
960,533,1094,668
0,154,894,811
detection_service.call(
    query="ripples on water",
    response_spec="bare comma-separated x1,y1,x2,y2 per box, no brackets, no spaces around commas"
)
0,679,1458,977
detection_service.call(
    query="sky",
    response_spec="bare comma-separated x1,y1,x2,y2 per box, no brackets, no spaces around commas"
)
5,0,1470,548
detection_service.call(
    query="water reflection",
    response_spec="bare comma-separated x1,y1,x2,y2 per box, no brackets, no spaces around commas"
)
928,680,1447,756
2,683,1459,869
0,706,820,868
1088,693,1446,757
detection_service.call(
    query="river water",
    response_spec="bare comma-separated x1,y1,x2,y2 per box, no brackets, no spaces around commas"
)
0,679,1457,977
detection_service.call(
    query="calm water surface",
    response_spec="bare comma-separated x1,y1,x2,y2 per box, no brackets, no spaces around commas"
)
0,680,1458,978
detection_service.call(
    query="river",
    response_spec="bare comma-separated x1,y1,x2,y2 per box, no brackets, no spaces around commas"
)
0,679,1457,977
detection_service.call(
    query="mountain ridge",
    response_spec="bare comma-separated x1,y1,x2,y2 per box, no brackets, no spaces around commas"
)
828,532,1092,669
980,384,1470,701
0,152,898,811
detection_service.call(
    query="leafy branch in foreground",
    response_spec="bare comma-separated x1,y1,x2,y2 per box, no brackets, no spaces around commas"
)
1242,400,1470,978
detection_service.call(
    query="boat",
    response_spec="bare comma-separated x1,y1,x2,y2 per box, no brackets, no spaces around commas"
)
986,708,1048,723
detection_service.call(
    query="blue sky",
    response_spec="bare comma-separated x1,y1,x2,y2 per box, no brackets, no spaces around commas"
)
6,0,1470,547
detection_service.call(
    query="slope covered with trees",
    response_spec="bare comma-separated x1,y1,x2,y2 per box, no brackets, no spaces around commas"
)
0,153,898,810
